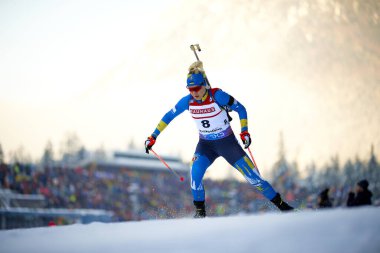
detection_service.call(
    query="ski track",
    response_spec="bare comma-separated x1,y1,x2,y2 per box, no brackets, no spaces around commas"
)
0,207,379,253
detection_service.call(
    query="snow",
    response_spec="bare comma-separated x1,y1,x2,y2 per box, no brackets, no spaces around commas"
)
1,207,379,253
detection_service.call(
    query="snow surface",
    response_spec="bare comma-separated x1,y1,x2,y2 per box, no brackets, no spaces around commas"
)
1,207,379,253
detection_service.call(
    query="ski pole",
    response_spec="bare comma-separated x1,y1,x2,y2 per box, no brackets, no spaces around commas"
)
247,147,261,175
150,149,185,182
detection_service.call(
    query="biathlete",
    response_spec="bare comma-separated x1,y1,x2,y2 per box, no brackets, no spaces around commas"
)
145,61,293,218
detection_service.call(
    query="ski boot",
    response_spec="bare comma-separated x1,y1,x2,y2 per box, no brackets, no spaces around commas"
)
270,193,294,212
193,201,206,218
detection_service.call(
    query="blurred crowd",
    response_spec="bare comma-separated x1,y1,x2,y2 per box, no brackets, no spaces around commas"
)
0,161,376,223
1,161,191,221
0,162,271,221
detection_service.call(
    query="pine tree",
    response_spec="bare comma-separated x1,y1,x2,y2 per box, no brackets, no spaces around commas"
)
0,143,4,163
41,140,54,168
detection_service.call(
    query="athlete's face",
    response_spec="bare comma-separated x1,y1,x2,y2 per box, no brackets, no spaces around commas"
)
188,86,206,100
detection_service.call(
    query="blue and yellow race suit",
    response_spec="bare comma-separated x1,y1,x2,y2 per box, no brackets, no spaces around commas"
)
151,88,277,202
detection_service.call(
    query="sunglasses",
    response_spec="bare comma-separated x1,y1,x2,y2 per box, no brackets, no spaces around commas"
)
188,86,202,92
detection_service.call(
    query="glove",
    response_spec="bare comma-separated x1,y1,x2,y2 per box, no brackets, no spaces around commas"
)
188,61,204,74
145,136,156,154
239,131,251,149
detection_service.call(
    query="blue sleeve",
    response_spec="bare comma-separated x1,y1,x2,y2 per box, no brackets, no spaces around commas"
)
152,95,191,138
214,89,248,132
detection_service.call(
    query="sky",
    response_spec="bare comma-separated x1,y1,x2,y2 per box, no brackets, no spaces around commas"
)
0,207,379,253
0,0,379,179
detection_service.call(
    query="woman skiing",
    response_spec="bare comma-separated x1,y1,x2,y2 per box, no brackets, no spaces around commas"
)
145,61,293,217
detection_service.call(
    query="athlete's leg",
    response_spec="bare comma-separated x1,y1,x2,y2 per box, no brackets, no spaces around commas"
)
216,135,292,210
234,156,293,211
190,153,212,202
233,155,277,200
190,139,218,218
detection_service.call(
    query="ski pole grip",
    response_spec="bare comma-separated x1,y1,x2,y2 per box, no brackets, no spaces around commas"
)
190,44,201,52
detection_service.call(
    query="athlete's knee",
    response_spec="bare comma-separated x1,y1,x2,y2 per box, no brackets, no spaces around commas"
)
191,153,211,168
233,155,275,194
190,153,211,178
233,155,259,177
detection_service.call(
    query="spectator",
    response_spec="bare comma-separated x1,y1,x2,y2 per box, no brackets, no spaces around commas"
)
48,220,56,227
317,188,332,208
347,180,372,207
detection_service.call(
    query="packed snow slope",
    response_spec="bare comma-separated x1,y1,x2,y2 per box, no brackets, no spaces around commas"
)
1,207,379,253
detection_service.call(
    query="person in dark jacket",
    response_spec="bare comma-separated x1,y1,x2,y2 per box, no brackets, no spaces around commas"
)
347,179,373,207
318,188,333,208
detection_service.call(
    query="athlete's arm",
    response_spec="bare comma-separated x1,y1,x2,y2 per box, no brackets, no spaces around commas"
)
151,94,191,138
214,89,248,132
